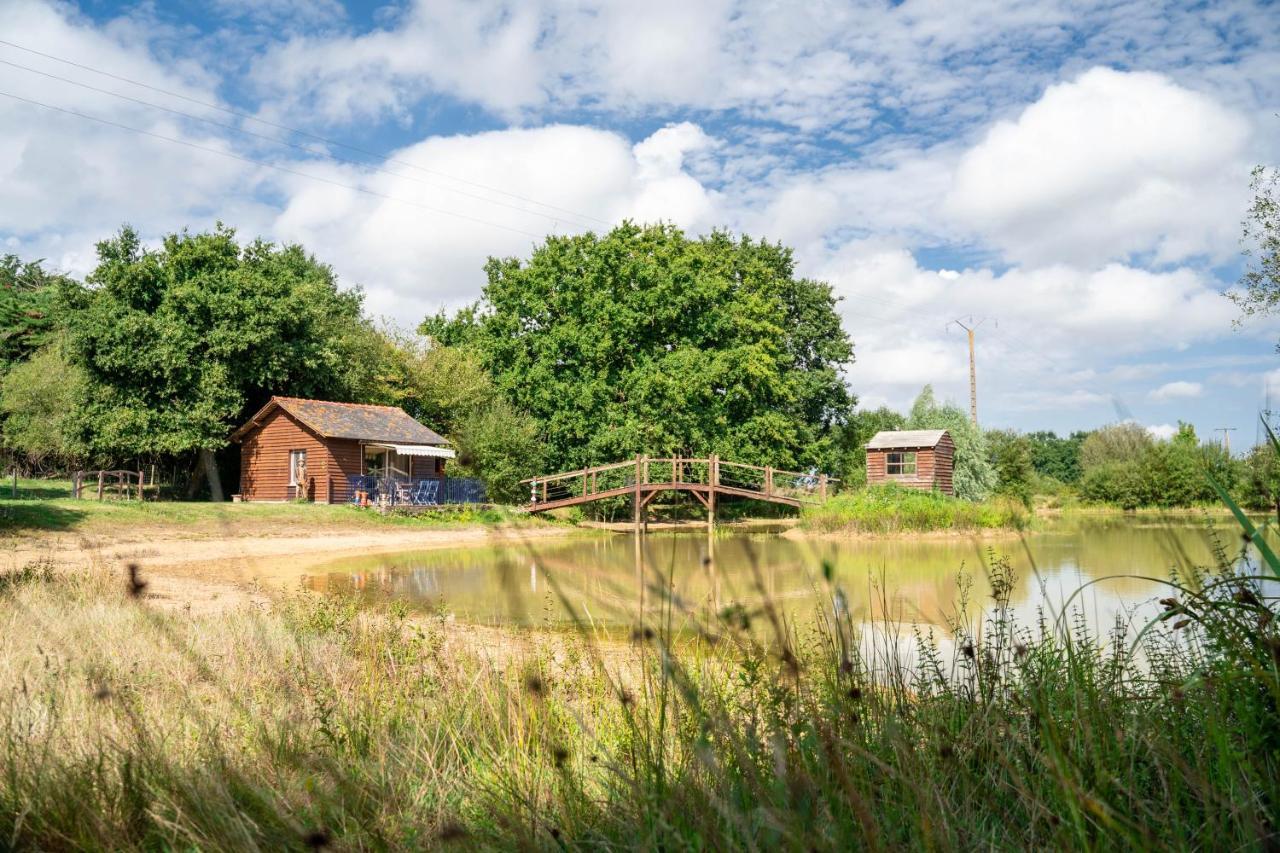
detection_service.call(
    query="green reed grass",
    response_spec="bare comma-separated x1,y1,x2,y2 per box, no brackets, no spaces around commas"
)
0,498,1275,848
802,483,1031,534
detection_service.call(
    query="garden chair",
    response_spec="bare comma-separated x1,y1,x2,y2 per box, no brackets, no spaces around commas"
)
413,479,440,506
394,481,414,505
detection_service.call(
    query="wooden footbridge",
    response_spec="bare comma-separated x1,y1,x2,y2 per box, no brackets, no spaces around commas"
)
522,455,832,528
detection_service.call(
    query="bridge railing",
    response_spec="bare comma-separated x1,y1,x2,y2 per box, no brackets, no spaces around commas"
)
522,456,835,507
522,459,637,504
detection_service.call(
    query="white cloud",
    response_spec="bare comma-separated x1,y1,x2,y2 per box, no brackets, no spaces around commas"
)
1147,423,1178,440
946,67,1254,266
814,241,1256,421
270,124,721,319
1149,381,1203,401
0,0,274,272
234,0,1280,141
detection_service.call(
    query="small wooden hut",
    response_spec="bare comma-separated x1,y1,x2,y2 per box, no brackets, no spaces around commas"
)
231,397,454,503
865,429,954,496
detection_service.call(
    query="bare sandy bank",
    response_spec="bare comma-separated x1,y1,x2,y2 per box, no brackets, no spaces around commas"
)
3,523,589,606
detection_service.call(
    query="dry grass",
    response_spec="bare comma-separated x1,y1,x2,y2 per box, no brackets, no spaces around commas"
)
0,530,1277,850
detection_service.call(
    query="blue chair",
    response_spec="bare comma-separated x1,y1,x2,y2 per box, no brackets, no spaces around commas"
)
413,479,440,506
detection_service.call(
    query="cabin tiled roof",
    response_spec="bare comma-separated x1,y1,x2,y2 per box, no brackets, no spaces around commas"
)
231,396,448,444
866,429,949,450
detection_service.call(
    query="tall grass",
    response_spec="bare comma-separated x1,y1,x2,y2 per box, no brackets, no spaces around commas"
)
0,499,1276,847
803,483,1030,534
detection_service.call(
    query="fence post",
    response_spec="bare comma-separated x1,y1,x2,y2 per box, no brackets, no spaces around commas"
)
11,469,16,499
138,470,144,501
819,474,828,501
97,470,105,501
765,466,773,496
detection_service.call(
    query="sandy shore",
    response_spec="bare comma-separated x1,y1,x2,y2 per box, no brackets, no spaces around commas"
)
2,523,588,615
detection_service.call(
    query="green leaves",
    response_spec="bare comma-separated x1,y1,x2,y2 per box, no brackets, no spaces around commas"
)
425,222,855,473
906,385,995,501
62,226,374,459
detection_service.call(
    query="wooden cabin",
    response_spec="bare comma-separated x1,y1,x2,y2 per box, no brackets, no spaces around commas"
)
865,429,954,496
231,396,454,503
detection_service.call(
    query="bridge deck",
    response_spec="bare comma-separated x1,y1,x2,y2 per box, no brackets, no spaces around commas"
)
521,456,830,514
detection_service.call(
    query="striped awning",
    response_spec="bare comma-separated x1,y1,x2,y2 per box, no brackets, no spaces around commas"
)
369,443,456,459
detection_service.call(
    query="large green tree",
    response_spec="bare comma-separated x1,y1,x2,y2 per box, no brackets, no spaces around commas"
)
1025,430,1086,484
0,343,86,472
423,223,855,473
986,429,1035,506
363,332,543,502
61,225,374,464
1080,422,1153,470
905,385,994,501
0,255,64,370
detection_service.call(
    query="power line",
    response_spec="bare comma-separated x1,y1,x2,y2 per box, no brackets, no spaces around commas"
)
0,57,600,230
0,88,544,239
0,37,612,227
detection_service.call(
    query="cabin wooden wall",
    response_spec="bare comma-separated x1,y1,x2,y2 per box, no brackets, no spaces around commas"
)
238,409,451,504
865,442,955,497
239,408,346,503
933,436,955,496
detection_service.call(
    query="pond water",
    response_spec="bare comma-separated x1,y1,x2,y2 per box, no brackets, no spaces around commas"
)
303,514,1263,641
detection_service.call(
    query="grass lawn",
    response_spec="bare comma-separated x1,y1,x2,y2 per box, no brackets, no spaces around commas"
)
0,477,545,536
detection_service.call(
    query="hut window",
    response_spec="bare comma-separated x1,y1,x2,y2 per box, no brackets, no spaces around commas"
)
887,451,917,476
288,450,307,487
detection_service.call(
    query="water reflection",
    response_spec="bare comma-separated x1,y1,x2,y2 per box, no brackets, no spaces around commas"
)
304,515,1254,638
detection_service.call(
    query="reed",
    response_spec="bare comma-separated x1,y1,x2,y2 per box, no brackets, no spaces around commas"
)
802,483,1031,533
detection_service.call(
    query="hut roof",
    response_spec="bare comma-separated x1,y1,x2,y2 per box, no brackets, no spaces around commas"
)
866,429,949,450
231,396,448,445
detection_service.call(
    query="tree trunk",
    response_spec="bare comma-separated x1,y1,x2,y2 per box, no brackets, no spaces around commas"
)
200,448,224,502
185,453,203,499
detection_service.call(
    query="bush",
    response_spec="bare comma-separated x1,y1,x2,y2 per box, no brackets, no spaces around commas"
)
1078,423,1242,508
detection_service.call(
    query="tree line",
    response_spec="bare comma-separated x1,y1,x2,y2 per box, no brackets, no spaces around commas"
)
0,222,859,501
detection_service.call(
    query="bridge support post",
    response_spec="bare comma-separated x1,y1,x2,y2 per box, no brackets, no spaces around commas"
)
633,454,643,535
707,454,717,532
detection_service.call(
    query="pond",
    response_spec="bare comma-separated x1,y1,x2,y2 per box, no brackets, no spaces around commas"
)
303,514,1266,643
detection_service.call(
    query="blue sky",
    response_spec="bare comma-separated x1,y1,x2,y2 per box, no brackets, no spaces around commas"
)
2,0,1279,443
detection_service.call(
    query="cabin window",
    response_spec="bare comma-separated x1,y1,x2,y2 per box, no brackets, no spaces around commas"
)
886,451,917,476
288,450,307,487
